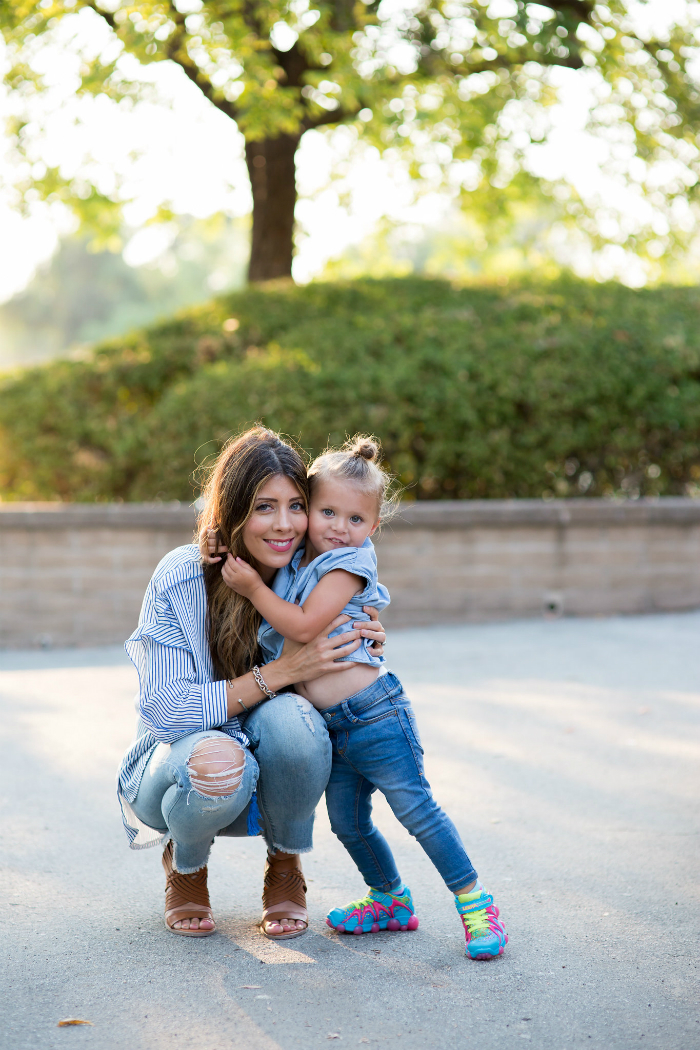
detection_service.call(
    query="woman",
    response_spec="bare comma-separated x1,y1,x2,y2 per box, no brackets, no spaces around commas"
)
117,427,386,938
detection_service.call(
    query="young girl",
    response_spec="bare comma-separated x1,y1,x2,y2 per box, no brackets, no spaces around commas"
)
209,436,507,960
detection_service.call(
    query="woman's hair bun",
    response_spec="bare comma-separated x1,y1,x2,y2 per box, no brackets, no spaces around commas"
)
347,435,379,461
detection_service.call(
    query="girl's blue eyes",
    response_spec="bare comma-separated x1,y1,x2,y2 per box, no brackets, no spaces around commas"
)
321,508,362,523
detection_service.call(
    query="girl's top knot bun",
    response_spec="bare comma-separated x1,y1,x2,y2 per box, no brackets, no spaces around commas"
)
341,433,380,462
308,432,399,524
354,439,378,461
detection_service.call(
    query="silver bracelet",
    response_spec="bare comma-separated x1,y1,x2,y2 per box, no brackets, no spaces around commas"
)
227,681,250,714
252,665,276,699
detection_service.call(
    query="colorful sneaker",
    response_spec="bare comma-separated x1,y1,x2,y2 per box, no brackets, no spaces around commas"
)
326,887,420,936
454,885,508,960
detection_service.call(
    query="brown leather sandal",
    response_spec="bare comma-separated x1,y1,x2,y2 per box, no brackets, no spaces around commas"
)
161,841,215,937
260,852,308,940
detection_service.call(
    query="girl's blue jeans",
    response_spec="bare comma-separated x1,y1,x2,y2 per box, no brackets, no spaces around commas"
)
321,672,478,895
131,693,332,873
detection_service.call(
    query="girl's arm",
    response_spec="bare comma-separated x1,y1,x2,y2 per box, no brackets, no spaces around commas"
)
221,554,363,644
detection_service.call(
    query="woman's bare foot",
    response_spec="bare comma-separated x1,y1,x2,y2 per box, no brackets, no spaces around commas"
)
261,851,309,939
262,916,307,936
172,915,216,932
162,842,216,937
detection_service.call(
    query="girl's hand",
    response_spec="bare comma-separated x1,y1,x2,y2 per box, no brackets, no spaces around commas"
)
355,606,386,656
200,526,229,565
221,554,263,598
279,615,363,683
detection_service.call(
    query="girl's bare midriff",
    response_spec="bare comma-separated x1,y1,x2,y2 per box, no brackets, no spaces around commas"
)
295,661,381,710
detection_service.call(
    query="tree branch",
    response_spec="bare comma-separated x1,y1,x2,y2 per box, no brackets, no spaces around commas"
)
529,0,595,19
420,48,585,80
83,0,117,32
302,105,352,131
163,1,240,122
83,0,240,122
272,42,309,90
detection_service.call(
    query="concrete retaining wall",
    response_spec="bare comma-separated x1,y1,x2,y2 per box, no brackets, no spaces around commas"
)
1,498,699,648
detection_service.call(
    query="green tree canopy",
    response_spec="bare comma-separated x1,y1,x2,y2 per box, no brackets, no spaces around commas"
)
2,1,700,280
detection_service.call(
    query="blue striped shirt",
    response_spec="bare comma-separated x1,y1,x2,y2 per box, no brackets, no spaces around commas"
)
117,544,248,848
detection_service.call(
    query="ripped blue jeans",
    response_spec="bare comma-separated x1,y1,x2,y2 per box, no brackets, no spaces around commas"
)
131,693,332,873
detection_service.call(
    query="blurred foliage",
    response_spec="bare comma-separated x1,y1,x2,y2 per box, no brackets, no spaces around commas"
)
320,193,566,283
3,2,700,262
0,214,248,367
320,192,700,286
0,276,699,503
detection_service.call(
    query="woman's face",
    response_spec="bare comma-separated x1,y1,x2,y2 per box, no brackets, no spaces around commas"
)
241,474,308,582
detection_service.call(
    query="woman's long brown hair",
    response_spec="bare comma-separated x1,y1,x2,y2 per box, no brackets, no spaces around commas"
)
197,427,309,680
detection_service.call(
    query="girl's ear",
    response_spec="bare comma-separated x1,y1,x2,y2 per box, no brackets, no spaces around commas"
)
368,519,380,537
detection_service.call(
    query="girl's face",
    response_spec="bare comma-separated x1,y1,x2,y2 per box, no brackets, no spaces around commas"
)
307,476,379,557
241,474,308,582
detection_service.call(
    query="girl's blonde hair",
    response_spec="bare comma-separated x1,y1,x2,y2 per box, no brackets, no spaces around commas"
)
197,426,309,679
307,434,398,522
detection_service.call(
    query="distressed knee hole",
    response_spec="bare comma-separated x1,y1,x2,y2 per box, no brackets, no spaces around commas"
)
187,737,246,798
290,692,316,733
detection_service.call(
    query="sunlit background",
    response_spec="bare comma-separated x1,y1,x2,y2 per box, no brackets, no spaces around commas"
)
2,0,700,367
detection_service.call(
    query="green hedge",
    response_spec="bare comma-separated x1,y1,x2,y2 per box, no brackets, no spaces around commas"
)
1,276,699,502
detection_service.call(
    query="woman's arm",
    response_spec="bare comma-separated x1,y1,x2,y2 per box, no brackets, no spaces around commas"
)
135,636,235,744
223,614,368,718
220,554,362,644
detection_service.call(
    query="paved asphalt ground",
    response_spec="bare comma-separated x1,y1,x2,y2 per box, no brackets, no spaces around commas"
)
1,612,698,1050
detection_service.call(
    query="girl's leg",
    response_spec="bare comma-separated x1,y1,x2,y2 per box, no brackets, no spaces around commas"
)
325,753,402,893
336,704,477,893
325,754,419,934
331,700,507,956
239,692,332,936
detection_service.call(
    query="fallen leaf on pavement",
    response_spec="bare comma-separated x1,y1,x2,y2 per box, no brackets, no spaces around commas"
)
57,1020,93,1027
328,1034,341,1040
240,985,262,989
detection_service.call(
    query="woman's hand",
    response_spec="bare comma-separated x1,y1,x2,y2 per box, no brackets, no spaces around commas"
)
200,526,229,565
355,606,386,657
274,615,364,685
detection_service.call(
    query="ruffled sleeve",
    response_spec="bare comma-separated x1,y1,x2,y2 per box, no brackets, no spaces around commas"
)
311,541,378,601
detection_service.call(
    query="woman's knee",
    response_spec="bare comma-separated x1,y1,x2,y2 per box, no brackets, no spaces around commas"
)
187,736,247,798
257,693,329,753
253,695,331,794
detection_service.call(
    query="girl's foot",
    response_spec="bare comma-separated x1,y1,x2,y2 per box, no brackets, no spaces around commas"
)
326,887,419,935
162,841,216,937
454,884,507,960
261,851,309,939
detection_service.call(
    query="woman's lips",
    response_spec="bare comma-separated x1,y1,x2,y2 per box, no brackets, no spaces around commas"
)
264,538,295,552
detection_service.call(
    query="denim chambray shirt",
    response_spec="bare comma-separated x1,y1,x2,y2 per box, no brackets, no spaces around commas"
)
258,537,390,666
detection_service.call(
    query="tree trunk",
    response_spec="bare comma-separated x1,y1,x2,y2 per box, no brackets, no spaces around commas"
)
245,133,301,282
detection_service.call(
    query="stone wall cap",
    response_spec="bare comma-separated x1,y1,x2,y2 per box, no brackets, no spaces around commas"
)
0,497,699,530
0,502,197,529
384,497,700,529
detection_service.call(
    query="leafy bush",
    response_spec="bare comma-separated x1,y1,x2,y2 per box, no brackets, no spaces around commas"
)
1,277,699,502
